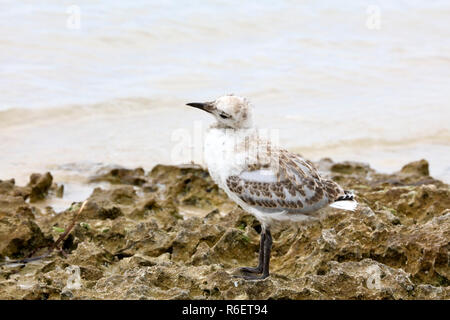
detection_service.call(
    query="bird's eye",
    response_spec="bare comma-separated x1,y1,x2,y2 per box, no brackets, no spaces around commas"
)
219,113,231,119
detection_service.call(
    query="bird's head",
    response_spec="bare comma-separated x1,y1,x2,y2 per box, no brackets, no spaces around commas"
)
187,95,253,129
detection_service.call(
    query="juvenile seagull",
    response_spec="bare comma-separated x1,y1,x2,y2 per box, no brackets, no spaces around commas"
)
187,95,357,280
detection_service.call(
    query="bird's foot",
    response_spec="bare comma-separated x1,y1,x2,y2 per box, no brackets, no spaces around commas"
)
238,266,262,274
233,273,269,281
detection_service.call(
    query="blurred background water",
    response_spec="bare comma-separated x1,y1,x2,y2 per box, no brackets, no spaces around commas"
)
1,0,449,207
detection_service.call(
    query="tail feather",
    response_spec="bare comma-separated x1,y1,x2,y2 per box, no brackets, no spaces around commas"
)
329,200,357,211
330,190,357,211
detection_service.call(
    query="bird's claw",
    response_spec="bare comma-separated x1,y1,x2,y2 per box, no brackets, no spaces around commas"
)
239,266,262,274
233,273,269,281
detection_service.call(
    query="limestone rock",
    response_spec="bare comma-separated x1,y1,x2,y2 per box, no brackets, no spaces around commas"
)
400,159,430,176
0,160,448,299
28,172,53,202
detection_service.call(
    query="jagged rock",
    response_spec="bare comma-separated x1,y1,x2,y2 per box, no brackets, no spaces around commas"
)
148,164,228,210
0,210,53,259
0,179,16,195
28,172,53,202
0,179,31,200
90,167,146,186
330,161,371,176
400,159,430,176
0,160,448,299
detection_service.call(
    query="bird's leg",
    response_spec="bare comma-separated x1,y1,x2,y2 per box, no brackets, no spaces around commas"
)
239,228,272,280
239,229,265,274
259,228,272,279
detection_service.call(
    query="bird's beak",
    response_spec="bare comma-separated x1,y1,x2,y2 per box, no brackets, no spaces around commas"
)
186,102,215,114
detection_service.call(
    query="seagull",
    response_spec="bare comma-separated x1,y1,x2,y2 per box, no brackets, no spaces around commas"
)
187,95,357,280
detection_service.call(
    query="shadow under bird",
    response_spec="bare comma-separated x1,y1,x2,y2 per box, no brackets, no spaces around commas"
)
187,95,357,280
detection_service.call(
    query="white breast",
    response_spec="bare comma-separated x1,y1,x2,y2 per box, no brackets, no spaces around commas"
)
204,128,249,188
204,128,231,187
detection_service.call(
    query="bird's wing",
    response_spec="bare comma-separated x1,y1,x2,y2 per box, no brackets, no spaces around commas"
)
226,148,343,213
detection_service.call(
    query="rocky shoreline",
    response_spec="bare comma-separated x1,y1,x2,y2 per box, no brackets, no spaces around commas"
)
0,159,449,299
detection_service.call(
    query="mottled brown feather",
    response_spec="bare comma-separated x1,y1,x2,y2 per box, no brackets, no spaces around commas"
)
225,143,345,212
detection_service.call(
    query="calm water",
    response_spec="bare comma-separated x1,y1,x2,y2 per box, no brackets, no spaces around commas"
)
1,1,449,207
